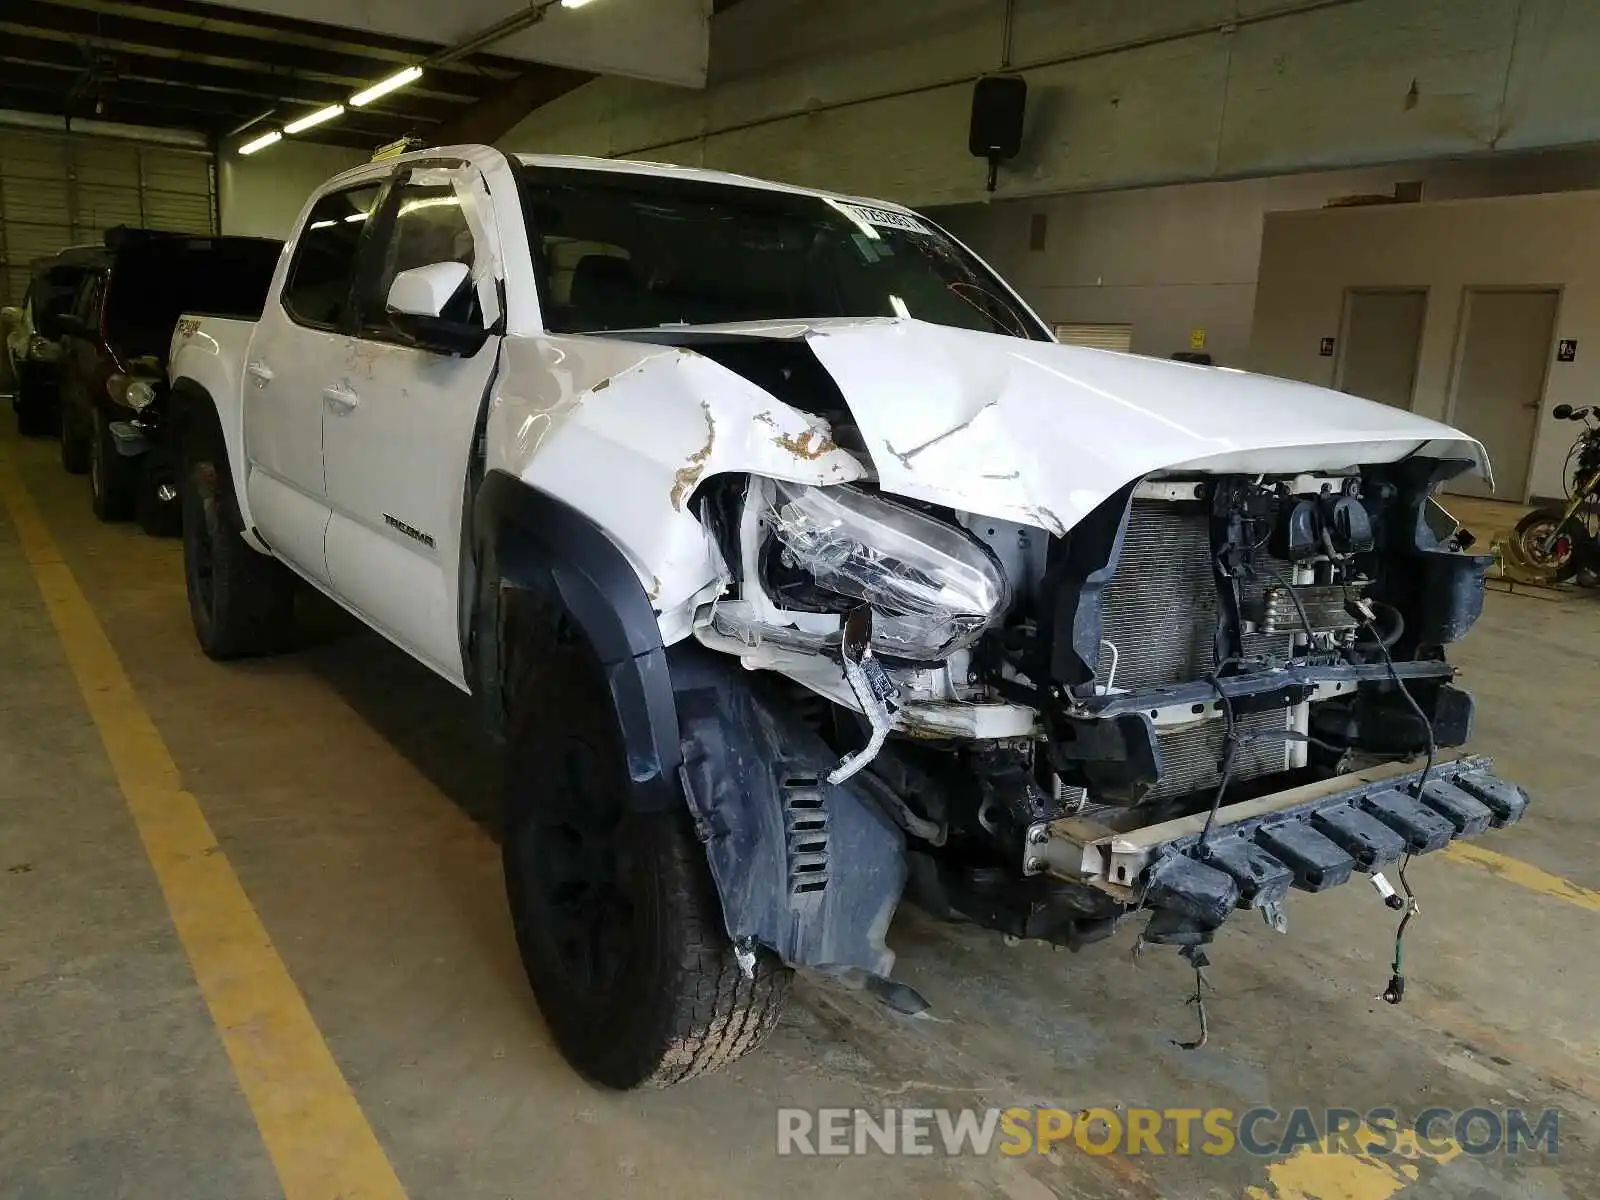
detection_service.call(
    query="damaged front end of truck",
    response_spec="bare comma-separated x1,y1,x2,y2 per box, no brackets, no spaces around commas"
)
497,317,1532,1005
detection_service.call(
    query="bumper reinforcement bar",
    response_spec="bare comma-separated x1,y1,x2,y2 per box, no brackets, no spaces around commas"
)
1037,755,1528,929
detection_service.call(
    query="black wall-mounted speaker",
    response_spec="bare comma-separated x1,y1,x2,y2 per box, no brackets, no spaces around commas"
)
969,75,1028,166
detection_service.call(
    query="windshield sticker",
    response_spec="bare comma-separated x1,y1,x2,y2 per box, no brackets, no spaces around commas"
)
834,202,931,236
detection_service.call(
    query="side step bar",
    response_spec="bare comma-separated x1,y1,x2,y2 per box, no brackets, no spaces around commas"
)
1036,755,1529,929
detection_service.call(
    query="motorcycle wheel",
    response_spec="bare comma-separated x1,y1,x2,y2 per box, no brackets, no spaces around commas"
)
1511,509,1582,583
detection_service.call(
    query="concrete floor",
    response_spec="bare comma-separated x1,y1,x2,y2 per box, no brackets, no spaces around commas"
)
2,418,1597,1200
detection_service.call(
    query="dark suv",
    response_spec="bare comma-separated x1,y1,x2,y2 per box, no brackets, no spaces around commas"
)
58,228,282,529
5,248,108,436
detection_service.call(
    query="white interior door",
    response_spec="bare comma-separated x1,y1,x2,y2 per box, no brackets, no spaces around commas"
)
1335,288,1427,410
1448,288,1559,501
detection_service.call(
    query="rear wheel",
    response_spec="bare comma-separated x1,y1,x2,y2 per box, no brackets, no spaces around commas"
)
502,624,791,1088
90,409,136,522
181,424,296,659
1511,509,1582,583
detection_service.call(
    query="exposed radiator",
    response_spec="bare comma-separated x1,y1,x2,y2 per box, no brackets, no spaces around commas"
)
1150,710,1290,801
1098,500,1292,688
1097,499,1294,801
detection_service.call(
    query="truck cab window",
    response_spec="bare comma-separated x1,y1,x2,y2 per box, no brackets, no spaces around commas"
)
282,185,382,329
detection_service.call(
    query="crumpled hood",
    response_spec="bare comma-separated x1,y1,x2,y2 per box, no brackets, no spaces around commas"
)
762,318,1489,535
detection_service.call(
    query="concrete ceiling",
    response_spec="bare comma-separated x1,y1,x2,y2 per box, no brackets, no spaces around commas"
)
194,0,710,87
0,0,711,150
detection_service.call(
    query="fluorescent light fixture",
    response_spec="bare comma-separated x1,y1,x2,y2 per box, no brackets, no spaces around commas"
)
283,104,344,134
238,130,282,156
560,0,600,6
344,212,369,223
350,66,424,108
309,220,336,230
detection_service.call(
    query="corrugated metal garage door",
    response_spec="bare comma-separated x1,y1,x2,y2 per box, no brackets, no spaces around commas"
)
0,128,216,306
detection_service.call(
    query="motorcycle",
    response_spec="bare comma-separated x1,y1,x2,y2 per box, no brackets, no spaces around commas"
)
1511,403,1600,583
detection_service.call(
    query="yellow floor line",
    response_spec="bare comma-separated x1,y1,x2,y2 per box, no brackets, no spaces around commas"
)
1443,842,1600,913
0,451,408,1200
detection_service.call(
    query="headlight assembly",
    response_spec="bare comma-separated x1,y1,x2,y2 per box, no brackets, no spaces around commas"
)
764,482,1009,660
107,374,159,411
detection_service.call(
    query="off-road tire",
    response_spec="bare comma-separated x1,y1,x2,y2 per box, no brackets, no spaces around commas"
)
182,425,296,659
502,622,791,1088
90,409,137,522
59,400,89,475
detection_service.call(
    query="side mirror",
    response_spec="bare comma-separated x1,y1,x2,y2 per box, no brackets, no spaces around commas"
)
1552,403,1575,420
386,262,488,357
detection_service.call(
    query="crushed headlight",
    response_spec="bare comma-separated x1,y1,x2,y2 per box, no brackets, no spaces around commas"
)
766,482,1009,660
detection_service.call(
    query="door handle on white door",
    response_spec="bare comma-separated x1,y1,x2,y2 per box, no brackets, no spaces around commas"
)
322,384,360,412
245,360,274,383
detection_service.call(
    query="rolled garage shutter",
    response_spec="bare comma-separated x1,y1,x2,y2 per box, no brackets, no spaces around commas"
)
0,126,215,307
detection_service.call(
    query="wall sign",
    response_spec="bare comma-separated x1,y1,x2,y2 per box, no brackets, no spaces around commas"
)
1319,337,1336,357
1190,328,1207,351
1558,339,1578,363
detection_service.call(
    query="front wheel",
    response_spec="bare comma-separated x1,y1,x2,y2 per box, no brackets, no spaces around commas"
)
502,630,791,1088
1510,509,1582,583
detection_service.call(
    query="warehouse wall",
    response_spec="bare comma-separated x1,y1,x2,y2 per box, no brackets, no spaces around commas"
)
936,145,1600,366
218,141,366,240
1249,190,1600,501
499,0,1600,208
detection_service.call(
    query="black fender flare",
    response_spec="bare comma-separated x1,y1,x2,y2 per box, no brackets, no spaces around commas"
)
167,377,221,453
472,470,682,812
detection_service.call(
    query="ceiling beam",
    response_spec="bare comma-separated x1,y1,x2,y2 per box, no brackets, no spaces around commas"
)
0,63,423,143
62,0,528,77
2,1,503,99
0,30,458,123
431,67,592,146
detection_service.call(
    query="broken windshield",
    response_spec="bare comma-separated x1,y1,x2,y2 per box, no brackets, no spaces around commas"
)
515,164,1047,340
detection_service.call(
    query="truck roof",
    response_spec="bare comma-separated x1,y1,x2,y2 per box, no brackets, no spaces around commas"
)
318,144,924,221
512,153,922,215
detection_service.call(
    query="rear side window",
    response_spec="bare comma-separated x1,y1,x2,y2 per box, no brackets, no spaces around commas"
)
282,185,383,329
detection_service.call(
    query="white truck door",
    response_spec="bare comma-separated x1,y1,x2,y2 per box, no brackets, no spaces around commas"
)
243,182,385,585
321,163,503,685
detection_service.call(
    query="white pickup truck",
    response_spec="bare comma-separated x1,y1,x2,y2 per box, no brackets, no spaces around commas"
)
170,144,1530,1089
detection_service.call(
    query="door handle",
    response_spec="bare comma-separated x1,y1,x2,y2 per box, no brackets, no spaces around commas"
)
246,360,274,384
322,384,360,412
